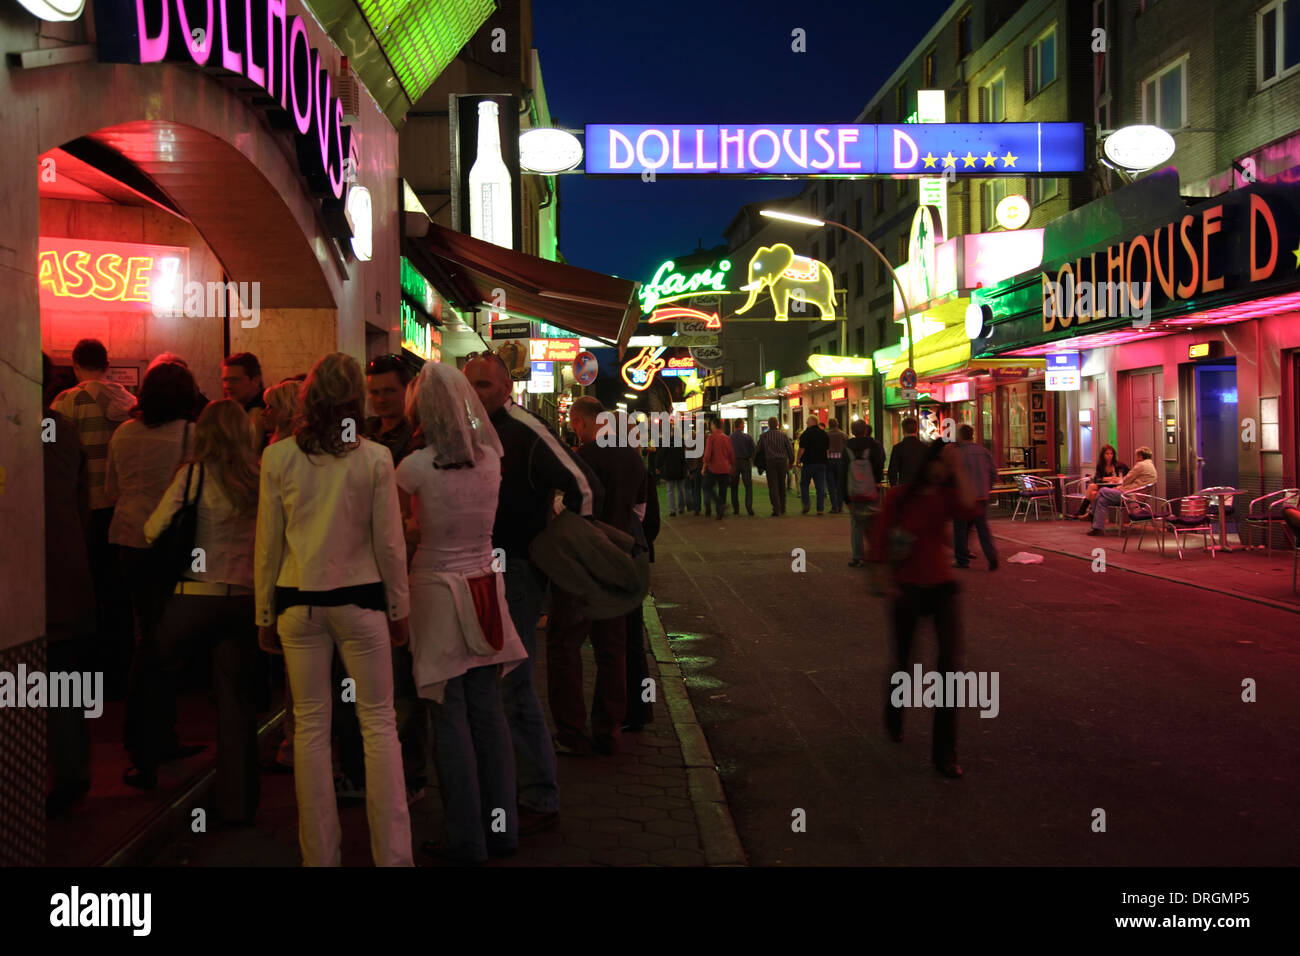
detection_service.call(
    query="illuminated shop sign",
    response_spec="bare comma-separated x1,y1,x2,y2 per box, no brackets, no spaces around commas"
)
585,123,1085,177
38,237,187,313
808,354,873,377
1045,352,1079,391
1040,193,1285,334
945,382,970,402
528,360,554,392
18,0,85,22
621,346,668,390
659,355,697,377
737,244,836,321
830,386,847,401
401,300,441,362
96,0,354,204
529,338,580,362
648,305,721,329
639,258,732,312
400,257,442,320
788,396,801,408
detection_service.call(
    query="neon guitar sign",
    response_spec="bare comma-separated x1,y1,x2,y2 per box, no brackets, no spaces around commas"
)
621,346,668,391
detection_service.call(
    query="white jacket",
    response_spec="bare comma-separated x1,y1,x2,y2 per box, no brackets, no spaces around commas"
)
254,438,409,626
145,463,256,588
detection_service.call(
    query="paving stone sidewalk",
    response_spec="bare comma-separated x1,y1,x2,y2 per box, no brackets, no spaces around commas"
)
146,596,744,867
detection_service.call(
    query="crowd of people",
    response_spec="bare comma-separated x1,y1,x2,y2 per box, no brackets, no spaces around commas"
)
42,339,657,867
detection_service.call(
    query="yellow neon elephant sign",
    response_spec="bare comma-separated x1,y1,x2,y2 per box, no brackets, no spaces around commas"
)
736,243,837,321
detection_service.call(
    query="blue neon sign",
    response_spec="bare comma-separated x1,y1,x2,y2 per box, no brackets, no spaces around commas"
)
584,123,1084,176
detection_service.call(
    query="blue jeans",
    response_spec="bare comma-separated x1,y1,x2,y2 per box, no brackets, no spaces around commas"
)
954,500,998,566
850,503,876,561
500,559,558,813
434,665,518,861
665,479,685,514
800,462,827,512
826,456,843,511
686,474,702,512
1093,487,1124,530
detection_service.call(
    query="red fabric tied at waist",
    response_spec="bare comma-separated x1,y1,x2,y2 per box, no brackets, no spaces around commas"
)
467,573,504,652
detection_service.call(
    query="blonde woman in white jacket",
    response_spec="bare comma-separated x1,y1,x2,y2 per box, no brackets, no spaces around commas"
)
254,353,412,867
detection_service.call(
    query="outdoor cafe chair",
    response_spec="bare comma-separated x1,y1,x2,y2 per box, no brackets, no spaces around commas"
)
1011,474,1055,522
1241,488,1300,555
1062,476,1089,518
1283,508,1300,594
1107,482,1153,535
1201,485,1240,542
1162,495,1216,560
1120,492,1165,555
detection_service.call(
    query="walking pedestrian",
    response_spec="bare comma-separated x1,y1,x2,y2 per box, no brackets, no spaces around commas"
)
50,338,136,698
221,352,267,449
845,420,885,567
127,400,261,826
550,397,646,756
757,418,795,516
798,417,829,514
464,353,599,834
869,440,979,779
702,417,735,520
825,418,847,513
729,419,756,516
255,352,412,866
658,440,686,517
953,424,999,570
625,440,658,733
886,416,927,488
397,362,527,864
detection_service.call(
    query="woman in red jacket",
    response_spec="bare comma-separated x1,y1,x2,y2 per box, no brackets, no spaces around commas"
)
869,439,978,779
702,418,735,521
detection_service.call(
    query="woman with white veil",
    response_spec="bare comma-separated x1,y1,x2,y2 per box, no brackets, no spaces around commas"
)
395,361,528,864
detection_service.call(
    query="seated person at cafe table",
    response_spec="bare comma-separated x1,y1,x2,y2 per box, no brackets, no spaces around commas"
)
1087,447,1157,536
1074,444,1127,519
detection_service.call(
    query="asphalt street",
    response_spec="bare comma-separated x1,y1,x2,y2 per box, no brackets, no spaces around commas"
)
651,487,1300,866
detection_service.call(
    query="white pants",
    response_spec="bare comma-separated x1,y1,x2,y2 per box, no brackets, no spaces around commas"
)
278,604,413,866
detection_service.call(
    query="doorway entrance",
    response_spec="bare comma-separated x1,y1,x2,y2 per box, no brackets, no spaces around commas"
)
1193,361,1239,491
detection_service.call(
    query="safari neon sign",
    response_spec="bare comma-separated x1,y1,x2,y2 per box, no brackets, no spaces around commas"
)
638,258,732,312
38,237,188,313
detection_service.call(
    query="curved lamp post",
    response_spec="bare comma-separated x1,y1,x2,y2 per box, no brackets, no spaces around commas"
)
760,208,918,417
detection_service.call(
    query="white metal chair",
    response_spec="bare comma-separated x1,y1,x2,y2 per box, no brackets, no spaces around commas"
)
1120,492,1165,554
1161,495,1216,560
1104,482,1152,535
1242,488,1300,555
1283,508,1300,594
1011,474,1055,522
1062,476,1089,519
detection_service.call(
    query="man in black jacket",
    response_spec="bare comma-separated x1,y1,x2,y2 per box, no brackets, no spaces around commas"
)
887,415,928,488
465,355,603,835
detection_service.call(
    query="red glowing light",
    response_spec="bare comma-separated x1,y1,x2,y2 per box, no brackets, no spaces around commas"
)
38,237,188,313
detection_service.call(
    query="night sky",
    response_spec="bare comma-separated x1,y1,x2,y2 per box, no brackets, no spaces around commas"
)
532,0,957,285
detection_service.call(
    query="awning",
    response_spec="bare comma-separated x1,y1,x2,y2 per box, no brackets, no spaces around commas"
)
405,218,641,353
885,325,1045,386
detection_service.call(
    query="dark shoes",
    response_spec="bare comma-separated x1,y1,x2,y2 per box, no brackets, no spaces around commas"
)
848,559,864,567
1086,529,1104,537
553,733,593,757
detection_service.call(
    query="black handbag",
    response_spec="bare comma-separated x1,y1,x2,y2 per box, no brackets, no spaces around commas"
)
754,445,767,475
152,461,204,594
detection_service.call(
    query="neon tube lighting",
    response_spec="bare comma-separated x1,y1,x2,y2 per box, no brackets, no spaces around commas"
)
760,209,826,228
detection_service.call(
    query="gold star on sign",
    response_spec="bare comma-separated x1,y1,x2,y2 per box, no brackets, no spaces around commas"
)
983,151,998,167
922,152,938,168
1293,241,1300,268
942,152,957,167
963,152,977,167
1002,151,1018,167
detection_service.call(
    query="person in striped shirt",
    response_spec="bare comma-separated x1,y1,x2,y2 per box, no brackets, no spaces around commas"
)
756,418,796,516
50,339,138,697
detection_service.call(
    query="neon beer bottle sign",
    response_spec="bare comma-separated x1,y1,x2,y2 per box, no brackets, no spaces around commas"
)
639,259,732,312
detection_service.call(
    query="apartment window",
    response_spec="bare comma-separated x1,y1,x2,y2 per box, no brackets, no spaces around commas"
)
896,81,908,121
923,50,937,87
875,256,886,284
873,180,884,213
876,316,887,343
1259,0,1300,87
897,234,908,266
981,72,1006,121
855,262,865,297
812,240,820,263
825,339,838,356
982,179,1009,230
854,198,863,229
1142,56,1188,129
837,273,847,299
1026,25,1057,98
855,327,866,356
1030,177,1059,205
957,10,973,59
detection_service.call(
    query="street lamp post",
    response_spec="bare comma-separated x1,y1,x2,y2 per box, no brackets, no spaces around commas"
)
760,209,918,419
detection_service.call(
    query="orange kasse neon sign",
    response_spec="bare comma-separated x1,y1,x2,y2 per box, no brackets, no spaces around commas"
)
38,237,189,313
